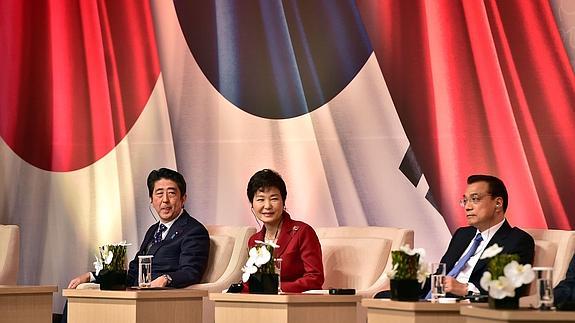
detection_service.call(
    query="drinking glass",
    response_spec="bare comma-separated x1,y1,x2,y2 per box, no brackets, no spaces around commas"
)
138,255,153,288
274,258,283,294
431,262,446,301
533,267,553,310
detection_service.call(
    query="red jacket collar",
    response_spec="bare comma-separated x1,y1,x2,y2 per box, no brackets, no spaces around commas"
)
254,212,300,257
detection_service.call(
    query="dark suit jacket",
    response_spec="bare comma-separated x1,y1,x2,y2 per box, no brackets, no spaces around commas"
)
248,212,324,293
422,220,534,297
126,210,210,288
554,254,575,306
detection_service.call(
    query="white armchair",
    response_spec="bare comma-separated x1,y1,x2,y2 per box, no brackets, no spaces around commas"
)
187,225,256,323
190,225,256,291
0,224,20,285
520,228,575,307
524,228,575,287
315,226,414,297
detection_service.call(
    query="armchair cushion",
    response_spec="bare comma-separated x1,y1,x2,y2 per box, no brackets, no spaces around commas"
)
321,237,391,290
201,235,234,283
527,240,558,295
533,240,558,269
316,226,413,297
524,229,575,286
188,225,256,292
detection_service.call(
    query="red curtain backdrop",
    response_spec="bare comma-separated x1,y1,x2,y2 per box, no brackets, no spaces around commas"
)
1,1,575,304
358,0,575,231
0,0,160,171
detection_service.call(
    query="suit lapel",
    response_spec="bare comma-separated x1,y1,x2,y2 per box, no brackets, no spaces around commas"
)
165,211,189,240
471,220,512,276
141,224,158,255
147,210,190,255
273,212,297,258
448,228,476,269
252,229,265,243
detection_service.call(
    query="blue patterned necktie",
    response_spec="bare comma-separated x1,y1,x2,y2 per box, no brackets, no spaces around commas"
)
447,233,484,277
426,232,483,299
153,223,167,244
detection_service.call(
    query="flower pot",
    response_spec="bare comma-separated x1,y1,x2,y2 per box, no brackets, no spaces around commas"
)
390,279,421,301
248,273,279,294
98,270,127,291
488,295,519,309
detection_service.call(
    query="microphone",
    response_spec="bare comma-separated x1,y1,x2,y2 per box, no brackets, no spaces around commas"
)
148,204,158,222
251,207,261,230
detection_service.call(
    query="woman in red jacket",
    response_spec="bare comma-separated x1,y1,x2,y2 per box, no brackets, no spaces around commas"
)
246,169,324,293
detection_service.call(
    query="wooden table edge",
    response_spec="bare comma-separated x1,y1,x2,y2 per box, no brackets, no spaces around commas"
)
209,293,362,303
63,288,208,299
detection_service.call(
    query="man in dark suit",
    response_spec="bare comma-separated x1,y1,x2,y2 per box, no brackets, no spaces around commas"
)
66,168,210,289
426,174,534,297
554,254,575,308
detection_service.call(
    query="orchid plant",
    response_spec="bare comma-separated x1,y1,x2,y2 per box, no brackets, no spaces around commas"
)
479,243,535,299
241,240,279,282
93,241,131,275
387,245,429,285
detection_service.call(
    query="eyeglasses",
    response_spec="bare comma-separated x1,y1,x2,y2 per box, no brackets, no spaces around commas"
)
459,194,492,208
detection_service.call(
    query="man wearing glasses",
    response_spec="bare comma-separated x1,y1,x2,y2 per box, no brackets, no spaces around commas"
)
427,174,534,297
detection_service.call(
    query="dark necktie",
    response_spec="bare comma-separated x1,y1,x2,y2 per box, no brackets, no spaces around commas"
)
153,223,167,244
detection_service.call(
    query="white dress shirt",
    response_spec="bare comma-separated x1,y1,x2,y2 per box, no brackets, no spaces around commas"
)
455,219,506,293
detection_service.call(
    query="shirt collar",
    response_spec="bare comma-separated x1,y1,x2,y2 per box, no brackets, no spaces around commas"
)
159,209,184,232
477,218,506,243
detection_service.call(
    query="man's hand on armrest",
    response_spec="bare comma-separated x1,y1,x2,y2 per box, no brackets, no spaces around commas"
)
444,276,469,297
67,272,91,289
150,274,170,288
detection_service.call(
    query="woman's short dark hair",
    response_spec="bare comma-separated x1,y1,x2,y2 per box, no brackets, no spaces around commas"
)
247,169,287,203
467,174,508,212
147,168,187,197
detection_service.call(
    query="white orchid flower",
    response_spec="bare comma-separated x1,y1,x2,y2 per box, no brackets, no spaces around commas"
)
417,262,430,284
242,241,281,282
414,248,426,259
488,276,516,299
255,240,279,249
399,244,416,256
248,244,273,267
241,265,258,282
480,243,503,259
245,255,256,268
93,256,103,276
248,246,259,259
254,246,271,266
266,241,280,249
244,247,259,269
105,250,114,265
386,263,398,279
116,240,132,246
504,261,535,288
398,244,425,258
480,271,492,291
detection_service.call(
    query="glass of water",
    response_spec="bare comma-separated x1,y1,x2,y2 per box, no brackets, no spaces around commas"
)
274,258,283,294
138,255,153,288
533,267,554,310
431,262,446,301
